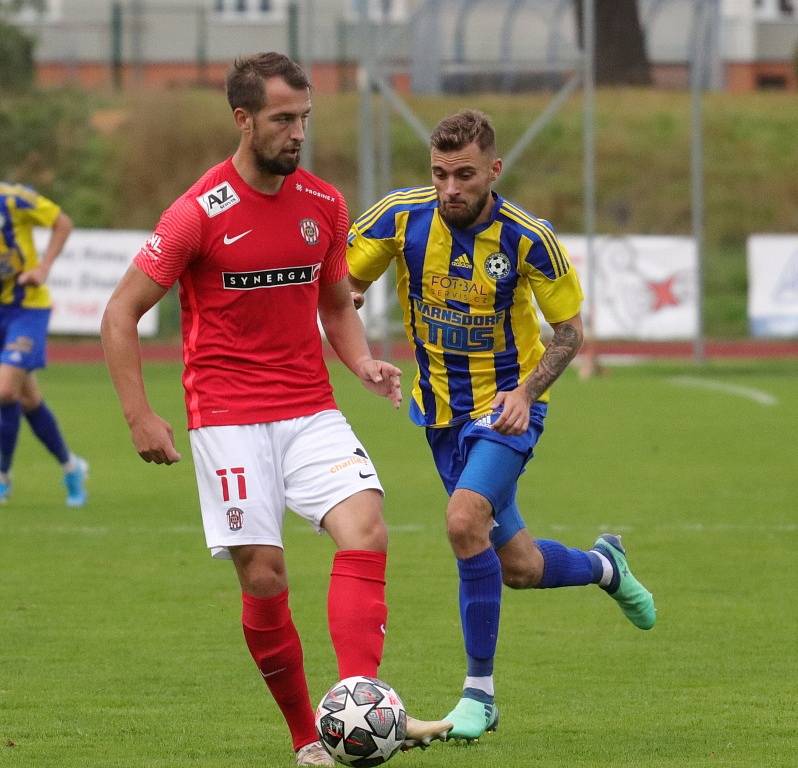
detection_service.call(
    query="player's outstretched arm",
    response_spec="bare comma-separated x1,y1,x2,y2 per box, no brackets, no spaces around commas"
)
319,277,402,408
101,265,182,465
492,313,583,436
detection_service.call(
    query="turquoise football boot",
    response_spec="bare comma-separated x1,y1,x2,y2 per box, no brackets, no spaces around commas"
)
593,534,656,630
64,456,89,508
0,473,10,504
443,697,499,741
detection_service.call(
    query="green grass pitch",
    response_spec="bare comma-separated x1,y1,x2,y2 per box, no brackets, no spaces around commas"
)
1,358,796,767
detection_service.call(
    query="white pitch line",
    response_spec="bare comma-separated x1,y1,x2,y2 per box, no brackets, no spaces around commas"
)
668,375,778,406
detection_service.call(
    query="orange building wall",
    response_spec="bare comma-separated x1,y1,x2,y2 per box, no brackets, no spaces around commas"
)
37,59,797,93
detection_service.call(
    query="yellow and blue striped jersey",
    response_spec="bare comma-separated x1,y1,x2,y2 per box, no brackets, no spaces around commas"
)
0,182,60,308
347,187,583,428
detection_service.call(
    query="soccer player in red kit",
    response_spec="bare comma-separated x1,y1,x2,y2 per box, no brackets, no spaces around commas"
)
101,52,448,766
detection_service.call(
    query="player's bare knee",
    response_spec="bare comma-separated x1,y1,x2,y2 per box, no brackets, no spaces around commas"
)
238,567,287,597
231,546,287,597
352,516,388,552
446,494,492,555
323,491,388,552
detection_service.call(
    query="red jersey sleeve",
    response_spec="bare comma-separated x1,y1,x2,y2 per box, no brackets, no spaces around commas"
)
320,194,350,285
134,196,202,287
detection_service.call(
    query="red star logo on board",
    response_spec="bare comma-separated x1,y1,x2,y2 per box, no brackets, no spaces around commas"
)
647,275,680,311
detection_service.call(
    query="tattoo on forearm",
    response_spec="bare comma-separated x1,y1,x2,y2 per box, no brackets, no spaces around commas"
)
524,323,582,402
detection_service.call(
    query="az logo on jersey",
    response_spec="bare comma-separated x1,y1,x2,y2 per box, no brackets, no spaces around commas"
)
196,181,240,218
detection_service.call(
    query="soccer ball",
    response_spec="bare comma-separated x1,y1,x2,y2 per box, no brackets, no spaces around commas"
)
315,676,407,766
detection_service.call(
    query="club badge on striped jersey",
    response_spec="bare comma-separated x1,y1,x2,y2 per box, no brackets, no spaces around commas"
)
485,251,511,280
299,218,320,245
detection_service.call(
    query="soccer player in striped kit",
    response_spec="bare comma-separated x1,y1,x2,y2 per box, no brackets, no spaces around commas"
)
0,182,88,507
101,52,447,766
347,109,656,742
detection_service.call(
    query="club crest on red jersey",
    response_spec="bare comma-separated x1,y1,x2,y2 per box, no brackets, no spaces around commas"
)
299,218,320,246
226,507,244,531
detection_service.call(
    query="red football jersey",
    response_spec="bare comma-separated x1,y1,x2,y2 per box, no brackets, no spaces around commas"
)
134,158,348,429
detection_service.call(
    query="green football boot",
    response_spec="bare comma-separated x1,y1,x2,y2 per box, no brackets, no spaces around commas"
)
593,534,656,630
443,696,499,741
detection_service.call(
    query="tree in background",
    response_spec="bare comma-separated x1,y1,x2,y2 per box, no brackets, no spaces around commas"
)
0,21,35,92
574,0,651,86
0,0,40,93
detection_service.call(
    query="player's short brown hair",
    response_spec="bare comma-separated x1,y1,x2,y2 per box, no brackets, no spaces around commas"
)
226,52,311,113
430,109,496,154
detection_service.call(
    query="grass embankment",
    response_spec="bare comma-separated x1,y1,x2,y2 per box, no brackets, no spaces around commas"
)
2,88,798,336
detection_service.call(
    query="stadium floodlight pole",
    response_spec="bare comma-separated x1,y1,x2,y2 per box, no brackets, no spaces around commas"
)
690,0,708,364
110,2,123,90
196,4,208,87
356,0,377,213
300,0,315,172
581,0,599,377
356,0,388,351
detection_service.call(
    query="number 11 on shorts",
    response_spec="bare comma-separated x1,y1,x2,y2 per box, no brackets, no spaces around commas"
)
216,467,247,501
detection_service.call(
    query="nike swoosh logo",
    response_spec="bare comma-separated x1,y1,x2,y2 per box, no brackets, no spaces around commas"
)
223,229,253,245
359,471,376,479
261,666,287,679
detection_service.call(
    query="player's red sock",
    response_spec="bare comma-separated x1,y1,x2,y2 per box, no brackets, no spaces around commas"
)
328,549,387,679
241,590,317,752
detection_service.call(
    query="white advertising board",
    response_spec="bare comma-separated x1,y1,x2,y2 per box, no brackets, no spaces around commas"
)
34,228,158,336
747,235,798,337
556,235,698,340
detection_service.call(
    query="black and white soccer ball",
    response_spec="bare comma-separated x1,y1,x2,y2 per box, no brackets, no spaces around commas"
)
315,676,407,766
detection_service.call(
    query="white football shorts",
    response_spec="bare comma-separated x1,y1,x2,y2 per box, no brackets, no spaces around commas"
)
189,409,384,559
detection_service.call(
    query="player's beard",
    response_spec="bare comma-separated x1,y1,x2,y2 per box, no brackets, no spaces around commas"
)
253,146,301,177
438,189,490,229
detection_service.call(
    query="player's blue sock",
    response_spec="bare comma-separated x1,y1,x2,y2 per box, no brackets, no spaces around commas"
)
0,403,22,474
458,547,502,692
536,539,604,587
24,402,70,464
462,686,494,704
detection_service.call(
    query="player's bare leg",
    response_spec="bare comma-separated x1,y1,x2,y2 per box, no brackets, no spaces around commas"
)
495,528,543,589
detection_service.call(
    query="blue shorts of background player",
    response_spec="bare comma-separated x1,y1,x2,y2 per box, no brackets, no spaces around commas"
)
0,306,88,506
426,402,548,550
0,306,51,369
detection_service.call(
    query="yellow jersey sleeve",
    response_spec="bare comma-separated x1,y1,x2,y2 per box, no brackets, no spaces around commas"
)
522,234,584,323
346,221,398,283
26,193,61,228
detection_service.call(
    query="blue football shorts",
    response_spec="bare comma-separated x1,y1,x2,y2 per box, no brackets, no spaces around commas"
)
0,306,51,371
425,401,548,549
